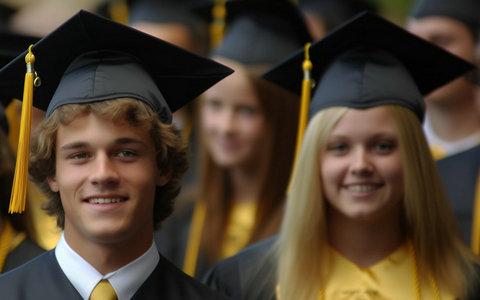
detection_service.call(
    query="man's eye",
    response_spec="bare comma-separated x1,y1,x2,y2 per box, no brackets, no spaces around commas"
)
71,152,89,160
117,150,137,158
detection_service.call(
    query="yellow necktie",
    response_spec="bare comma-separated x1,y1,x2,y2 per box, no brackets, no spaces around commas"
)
90,279,118,300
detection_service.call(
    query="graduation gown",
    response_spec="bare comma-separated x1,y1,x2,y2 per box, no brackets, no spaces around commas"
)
203,236,480,300
203,236,277,300
3,237,45,273
0,250,231,299
437,145,480,245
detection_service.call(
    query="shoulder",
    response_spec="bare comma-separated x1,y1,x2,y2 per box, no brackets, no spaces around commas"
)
133,253,231,299
0,250,81,299
202,236,278,300
437,145,480,173
3,236,46,273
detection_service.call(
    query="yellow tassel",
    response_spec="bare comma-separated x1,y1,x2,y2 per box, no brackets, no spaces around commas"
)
183,201,207,276
287,43,312,194
108,0,129,25
9,45,35,214
210,0,226,48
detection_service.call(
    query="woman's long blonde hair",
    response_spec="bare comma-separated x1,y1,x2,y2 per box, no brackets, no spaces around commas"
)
277,105,479,300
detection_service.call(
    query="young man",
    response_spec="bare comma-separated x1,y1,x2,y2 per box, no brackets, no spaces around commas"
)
0,10,232,299
406,0,480,159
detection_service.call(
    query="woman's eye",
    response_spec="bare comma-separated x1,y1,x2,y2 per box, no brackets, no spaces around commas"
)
206,99,222,111
327,144,348,153
374,141,396,153
238,106,257,116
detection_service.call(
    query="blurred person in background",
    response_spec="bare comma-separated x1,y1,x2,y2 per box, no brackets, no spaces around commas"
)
155,0,311,279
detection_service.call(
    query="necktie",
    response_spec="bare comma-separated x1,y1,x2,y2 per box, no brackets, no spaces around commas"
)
90,279,118,300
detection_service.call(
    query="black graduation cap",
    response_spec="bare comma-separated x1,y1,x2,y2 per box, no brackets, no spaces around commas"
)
194,0,312,65
262,12,475,122
0,30,39,69
0,9,233,123
409,0,480,31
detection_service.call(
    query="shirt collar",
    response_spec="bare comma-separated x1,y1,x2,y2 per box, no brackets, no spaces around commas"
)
55,233,159,300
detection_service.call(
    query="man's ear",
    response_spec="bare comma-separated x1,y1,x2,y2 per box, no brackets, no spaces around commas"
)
157,163,173,187
47,176,59,192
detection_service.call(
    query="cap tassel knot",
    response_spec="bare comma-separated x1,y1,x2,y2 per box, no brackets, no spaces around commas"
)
9,45,35,214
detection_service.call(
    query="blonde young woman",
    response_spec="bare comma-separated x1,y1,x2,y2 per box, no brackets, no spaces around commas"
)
203,13,480,300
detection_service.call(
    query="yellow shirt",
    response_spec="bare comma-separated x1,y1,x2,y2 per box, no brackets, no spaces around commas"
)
221,202,256,258
323,244,455,300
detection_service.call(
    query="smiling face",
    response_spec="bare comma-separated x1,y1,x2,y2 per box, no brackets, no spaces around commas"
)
320,107,404,222
47,113,169,249
200,59,267,171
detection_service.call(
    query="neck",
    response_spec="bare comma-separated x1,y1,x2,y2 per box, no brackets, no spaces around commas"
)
64,228,153,275
328,204,405,267
229,167,262,203
427,92,480,142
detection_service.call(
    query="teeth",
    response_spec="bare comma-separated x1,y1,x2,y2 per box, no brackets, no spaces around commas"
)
347,185,377,193
88,198,123,204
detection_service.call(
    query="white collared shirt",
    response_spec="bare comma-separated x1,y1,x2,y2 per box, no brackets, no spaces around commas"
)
55,233,159,300
424,115,480,157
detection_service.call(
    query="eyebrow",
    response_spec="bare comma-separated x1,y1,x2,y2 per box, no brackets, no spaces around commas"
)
59,138,148,152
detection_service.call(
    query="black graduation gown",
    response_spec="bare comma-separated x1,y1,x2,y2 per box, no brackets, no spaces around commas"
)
437,145,480,245
0,250,231,299
203,236,480,300
202,236,277,300
3,237,45,273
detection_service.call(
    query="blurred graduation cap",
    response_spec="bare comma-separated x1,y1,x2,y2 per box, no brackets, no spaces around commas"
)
0,3,16,29
263,11,475,122
0,9,233,213
299,0,379,32
410,0,480,32
194,0,312,65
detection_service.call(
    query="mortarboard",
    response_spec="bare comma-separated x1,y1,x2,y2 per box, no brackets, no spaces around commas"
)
409,0,480,32
0,9,232,122
194,0,312,65
0,9,233,213
262,12,475,122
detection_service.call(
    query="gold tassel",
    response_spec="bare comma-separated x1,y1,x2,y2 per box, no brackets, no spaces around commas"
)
183,200,207,276
108,0,129,25
287,43,312,194
9,45,36,214
210,0,227,48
